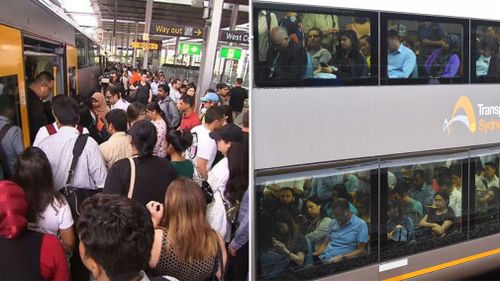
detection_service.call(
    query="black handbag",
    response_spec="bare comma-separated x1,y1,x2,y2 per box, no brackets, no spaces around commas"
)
60,134,101,218
201,180,215,204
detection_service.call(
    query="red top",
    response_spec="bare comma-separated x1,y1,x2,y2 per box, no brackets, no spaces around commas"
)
179,111,201,133
41,234,71,281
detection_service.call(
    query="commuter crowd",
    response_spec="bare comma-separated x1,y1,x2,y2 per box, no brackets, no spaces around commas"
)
0,63,249,281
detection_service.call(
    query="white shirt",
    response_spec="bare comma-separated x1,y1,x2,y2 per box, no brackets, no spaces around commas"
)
111,98,130,112
170,88,181,103
150,81,159,96
186,125,217,180
258,10,278,62
28,197,74,236
38,126,107,190
33,122,89,147
122,76,129,90
207,157,230,241
449,188,462,217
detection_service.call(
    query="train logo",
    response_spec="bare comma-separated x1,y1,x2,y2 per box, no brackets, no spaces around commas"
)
443,96,477,134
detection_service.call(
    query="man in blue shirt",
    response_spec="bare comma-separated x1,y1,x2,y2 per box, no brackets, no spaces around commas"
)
387,29,418,79
408,169,435,208
314,198,368,263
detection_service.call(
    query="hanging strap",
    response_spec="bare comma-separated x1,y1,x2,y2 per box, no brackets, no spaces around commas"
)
127,157,136,199
0,124,13,179
65,134,89,187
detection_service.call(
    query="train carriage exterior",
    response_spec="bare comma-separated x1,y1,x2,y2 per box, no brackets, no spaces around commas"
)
252,0,500,280
0,0,103,147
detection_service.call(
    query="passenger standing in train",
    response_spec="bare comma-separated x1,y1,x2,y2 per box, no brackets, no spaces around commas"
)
315,198,368,263
345,17,371,39
301,13,339,53
146,178,227,281
186,106,224,183
418,192,456,237
359,35,371,71
0,181,70,280
257,10,279,82
38,96,107,191
166,130,194,178
107,85,130,112
266,26,308,83
12,147,75,254
27,71,54,143
438,177,462,217
130,74,153,105
418,22,447,57
407,169,435,209
481,162,500,188
424,34,461,78
103,120,177,206
146,102,168,158
99,109,132,169
205,123,244,241
322,30,368,79
178,94,201,133
77,194,154,281
0,94,23,179
387,29,418,78
157,84,181,129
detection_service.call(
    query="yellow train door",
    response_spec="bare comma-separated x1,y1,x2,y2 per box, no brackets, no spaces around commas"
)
0,24,30,147
66,45,78,97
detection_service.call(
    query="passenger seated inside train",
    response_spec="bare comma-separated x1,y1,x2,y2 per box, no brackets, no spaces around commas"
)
303,196,333,252
424,34,461,78
392,181,423,226
387,29,418,79
477,186,500,222
314,198,368,263
387,200,416,243
476,37,500,80
438,176,462,218
418,192,456,238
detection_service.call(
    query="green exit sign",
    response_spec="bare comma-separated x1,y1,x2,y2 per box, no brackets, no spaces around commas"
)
178,42,202,55
220,46,242,60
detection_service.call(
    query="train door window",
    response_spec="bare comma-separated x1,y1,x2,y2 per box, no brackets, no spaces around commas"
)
0,75,24,179
469,147,500,239
380,152,468,261
471,21,500,83
381,13,469,85
253,3,378,87
255,161,378,280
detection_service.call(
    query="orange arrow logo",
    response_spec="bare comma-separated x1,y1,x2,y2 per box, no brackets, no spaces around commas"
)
194,28,202,37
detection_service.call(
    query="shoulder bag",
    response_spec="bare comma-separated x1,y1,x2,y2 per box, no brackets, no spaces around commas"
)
127,157,137,199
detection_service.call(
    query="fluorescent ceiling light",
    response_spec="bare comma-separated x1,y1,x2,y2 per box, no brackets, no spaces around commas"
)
63,0,94,13
73,14,98,27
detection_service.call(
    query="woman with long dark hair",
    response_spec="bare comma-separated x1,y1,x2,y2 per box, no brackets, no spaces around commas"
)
146,178,227,281
424,34,461,78
304,196,332,250
165,130,194,178
12,147,75,253
321,29,368,79
146,101,168,157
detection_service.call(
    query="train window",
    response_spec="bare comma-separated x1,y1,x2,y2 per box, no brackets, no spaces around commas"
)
0,75,24,179
381,14,469,85
469,147,500,239
471,22,500,83
76,33,87,68
255,162,378,280
380,152,468,261
253,4,378,87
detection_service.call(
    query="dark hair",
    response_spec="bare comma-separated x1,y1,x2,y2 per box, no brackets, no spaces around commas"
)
437,176,453,189
434,191,450,204
429,34,461,76
414,169,425,179
179,84,187,91
109,85,124,98
393,179,411,196
308,27,323,39
388,29,400,41
0,94,15,114
331,197,350,212
105,109,128,132
129,120,157,157
273,210,300,242
306,196,327,218
332,183,353,202
127,102,146,124
158,83,170,95
336,29,362,63
173,78,181,85
235,78,243,85
216,83,228,90
225,136,249,205
52,95,80,126
179,94,195,108
34,71,54,83
77,194,154,281
12,147,63,223
146,101,167,125
450,166,461,177
204,106,223,124
354,17,369,24
360,34,371,43
485,162,497,172
186,84,197,93
480,37,499,55
166,130,193,153
221,105,233,124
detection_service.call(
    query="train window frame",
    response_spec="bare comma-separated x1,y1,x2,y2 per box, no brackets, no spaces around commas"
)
254,160,379,280
379,151,469,262
471,20,500,84
380,12,470,85
252,2,379,88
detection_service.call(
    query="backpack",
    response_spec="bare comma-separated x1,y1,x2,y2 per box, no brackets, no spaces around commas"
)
279,14,305,48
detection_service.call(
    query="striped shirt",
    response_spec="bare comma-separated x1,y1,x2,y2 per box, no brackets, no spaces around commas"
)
38,127,107,190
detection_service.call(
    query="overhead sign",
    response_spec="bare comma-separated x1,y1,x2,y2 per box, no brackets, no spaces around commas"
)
152,22,203,38
178,42,202,55
220,46,242,60
219,30,249,44
131,41,159,50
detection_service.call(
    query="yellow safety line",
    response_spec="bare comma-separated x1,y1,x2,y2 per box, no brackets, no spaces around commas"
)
383,248,500,281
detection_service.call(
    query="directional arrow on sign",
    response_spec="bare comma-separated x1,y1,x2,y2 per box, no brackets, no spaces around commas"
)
194,28,202,37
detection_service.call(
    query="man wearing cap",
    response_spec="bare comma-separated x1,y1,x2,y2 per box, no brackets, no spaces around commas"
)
186,106,224,183
200,92,220,124
206,123,244,241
